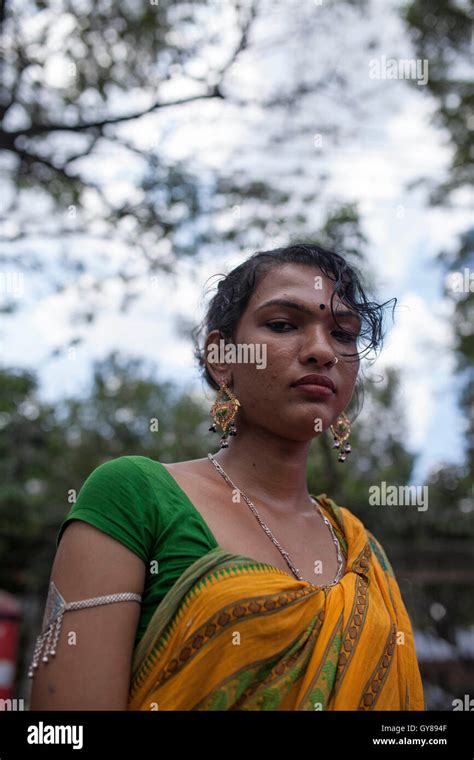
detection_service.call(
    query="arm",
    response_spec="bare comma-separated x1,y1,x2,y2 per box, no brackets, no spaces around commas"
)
29,520,145,711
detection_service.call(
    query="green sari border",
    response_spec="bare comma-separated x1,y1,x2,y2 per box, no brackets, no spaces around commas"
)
130,546,281,692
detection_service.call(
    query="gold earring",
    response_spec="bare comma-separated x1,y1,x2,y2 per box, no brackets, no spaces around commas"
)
209,379,241,449
330,412,352,462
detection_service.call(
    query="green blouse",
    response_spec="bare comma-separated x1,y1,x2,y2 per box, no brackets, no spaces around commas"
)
56,455,219,649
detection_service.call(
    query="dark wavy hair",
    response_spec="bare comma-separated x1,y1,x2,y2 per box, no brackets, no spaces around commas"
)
192,243,397,417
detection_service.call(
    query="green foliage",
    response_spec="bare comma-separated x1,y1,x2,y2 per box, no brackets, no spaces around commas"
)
402,0,473,202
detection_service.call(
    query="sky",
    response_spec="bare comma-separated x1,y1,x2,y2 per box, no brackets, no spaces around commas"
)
1,0,472,486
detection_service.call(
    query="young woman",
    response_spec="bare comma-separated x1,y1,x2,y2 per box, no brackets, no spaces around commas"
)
29,244,425,710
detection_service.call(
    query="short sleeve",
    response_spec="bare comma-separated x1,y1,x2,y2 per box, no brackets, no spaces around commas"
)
56,456,159,565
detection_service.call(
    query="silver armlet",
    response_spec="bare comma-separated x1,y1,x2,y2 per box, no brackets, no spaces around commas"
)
28,580,142,679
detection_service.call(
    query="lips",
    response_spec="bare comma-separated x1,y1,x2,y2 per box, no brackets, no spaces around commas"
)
291,374,336,393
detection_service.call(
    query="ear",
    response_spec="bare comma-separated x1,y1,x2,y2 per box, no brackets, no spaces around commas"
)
204,330,231,386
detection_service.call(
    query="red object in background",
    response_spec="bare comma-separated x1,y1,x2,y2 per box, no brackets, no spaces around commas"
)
0,591,22,703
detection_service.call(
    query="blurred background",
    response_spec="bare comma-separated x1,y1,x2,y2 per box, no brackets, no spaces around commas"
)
0,0,472,710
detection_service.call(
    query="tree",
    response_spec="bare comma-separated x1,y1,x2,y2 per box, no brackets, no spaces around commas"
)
402,0,473,204
1,0,394,339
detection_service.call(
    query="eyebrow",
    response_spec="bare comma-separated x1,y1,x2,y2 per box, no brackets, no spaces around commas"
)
255,298,361,325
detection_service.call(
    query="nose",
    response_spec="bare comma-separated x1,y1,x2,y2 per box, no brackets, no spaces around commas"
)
298,326,338,367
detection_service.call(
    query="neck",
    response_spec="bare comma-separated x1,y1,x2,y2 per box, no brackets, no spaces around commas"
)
209,425,315,513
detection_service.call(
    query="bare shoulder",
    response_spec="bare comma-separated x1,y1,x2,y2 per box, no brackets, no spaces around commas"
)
161,457,212,478
161,457,223,497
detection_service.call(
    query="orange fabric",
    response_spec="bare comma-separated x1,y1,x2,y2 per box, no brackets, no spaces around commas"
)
127,497,425,710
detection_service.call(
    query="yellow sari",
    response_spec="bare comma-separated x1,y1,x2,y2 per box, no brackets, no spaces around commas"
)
127,495,425,710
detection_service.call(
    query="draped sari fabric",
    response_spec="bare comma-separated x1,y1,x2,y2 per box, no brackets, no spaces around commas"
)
127,496,425,711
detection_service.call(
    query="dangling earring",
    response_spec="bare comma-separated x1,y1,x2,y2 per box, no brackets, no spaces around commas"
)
330,411,352,462
209,379,241,448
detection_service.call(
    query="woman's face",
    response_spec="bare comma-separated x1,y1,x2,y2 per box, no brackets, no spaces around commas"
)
206,263,360,442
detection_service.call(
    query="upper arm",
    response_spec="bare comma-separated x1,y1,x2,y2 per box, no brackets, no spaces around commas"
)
29,520,146,711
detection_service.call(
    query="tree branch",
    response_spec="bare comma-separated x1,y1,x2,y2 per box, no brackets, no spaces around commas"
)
3,87,224,141
2,0,261,143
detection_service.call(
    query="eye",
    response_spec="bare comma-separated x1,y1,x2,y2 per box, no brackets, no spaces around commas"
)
332,330,358,343
266,320,295,332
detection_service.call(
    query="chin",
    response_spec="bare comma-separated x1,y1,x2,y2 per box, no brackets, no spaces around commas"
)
289,407,333,429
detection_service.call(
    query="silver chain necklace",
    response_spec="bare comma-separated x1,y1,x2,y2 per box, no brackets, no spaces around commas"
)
207,453,345,587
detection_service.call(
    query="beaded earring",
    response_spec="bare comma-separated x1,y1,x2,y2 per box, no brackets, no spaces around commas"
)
208,380,241,448
330,412,352,462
